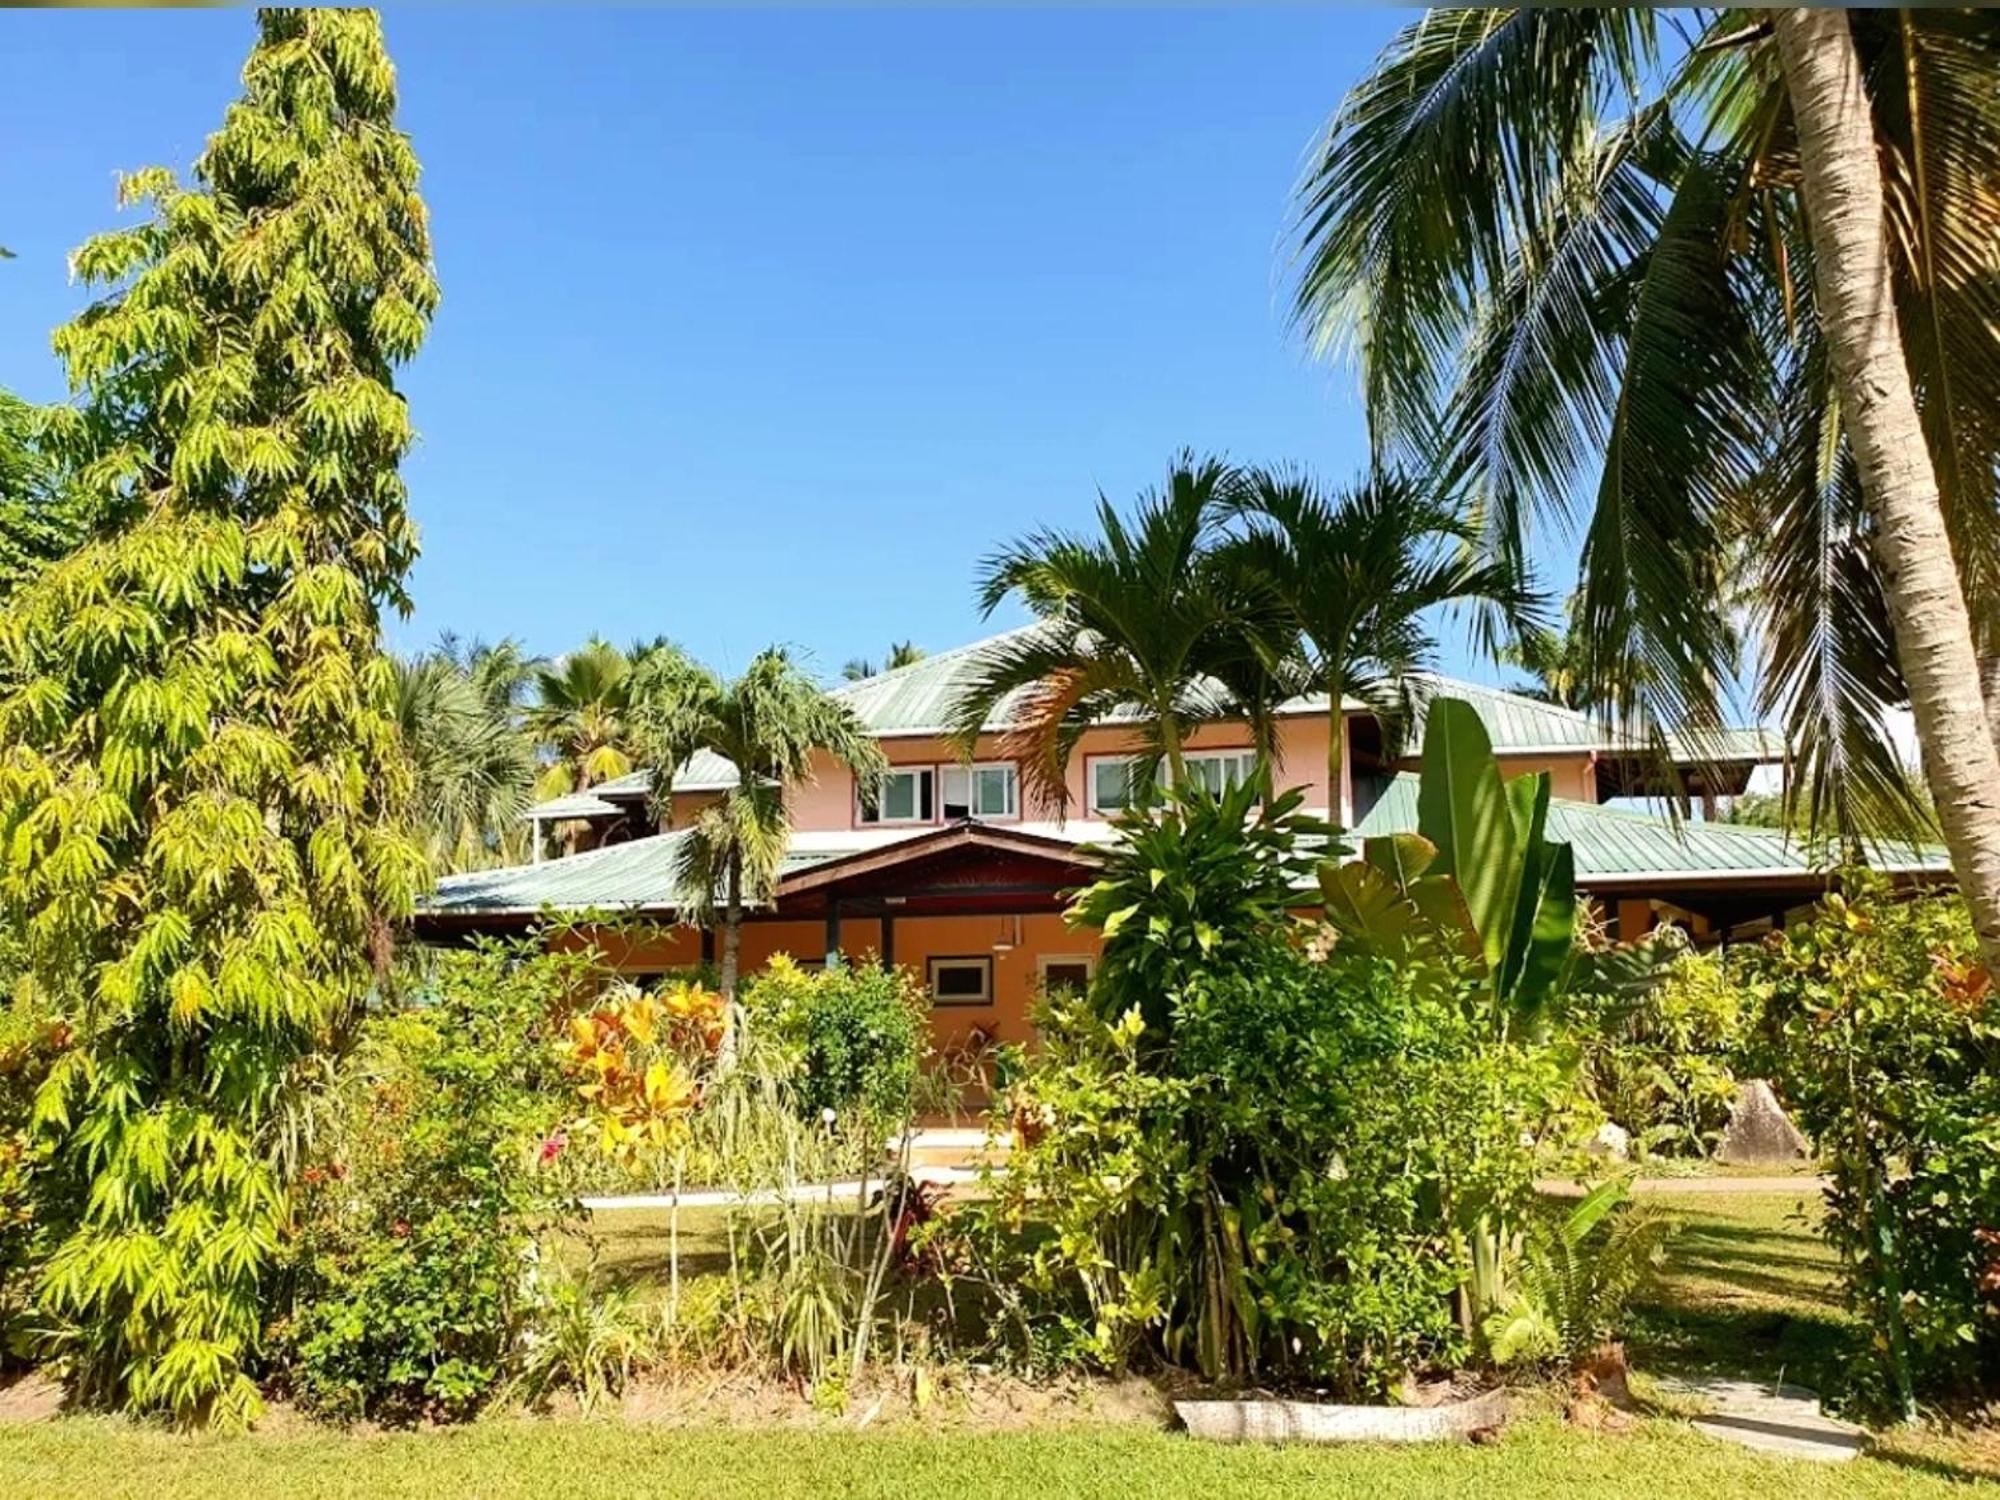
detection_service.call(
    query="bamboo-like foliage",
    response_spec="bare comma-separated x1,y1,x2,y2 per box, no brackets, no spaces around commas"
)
0,9,435,1424
0,389,89,604
1291,9,2000,847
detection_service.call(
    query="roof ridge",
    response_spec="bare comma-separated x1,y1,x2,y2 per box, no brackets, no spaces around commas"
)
828,622,1042,694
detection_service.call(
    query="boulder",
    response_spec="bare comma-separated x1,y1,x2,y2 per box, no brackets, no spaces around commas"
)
1714,1079,1811,1165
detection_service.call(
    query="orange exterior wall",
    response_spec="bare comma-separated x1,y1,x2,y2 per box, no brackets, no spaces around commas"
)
561,914,1101,1054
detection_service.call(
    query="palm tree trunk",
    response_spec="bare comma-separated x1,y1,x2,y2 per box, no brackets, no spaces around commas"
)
716,846,745,1069
1326,674,1346,828
720,847,743,1002
1774,8,2000,976
1159,709,1188,794
1981,656,2000,761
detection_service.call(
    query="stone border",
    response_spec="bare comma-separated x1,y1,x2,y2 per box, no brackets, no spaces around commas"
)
1175,1389,1508,1444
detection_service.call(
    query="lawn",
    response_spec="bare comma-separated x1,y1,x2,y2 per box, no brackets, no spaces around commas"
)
4,1188,1996,1495
2,1415,1993,1500
1625,1186,1852,1392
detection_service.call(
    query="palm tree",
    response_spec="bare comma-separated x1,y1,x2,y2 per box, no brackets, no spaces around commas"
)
392,646,538,872
632,647,886,1002
524,637,641,800
948,453,1286,810
1224,468,1539,823
841,641,928,682
1291,8,2000,974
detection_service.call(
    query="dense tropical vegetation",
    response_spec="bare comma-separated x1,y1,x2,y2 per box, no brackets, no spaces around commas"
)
1291,6,2000,972
0,0,1995,1467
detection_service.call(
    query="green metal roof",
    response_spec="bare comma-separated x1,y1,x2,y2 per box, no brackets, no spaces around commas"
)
828,629,1039,735
527,749,757,822
1352,774,1946,882
426,770,1947,920
829,628,1783,763
1398,677,1636,755
424,830,856,918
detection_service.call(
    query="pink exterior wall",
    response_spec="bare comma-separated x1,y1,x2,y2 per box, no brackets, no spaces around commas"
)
790,713,1352,833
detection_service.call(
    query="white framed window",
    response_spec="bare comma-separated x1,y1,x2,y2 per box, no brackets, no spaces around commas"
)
941,761,1018,821
927,955,993,1007
1181,749,1260,796
1085,750,1260,815
858,766,934,825
1087,755,1136,816
1037,954,1095,997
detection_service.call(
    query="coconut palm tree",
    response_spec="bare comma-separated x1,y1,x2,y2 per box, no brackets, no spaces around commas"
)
392,646,538,872
632,647,886,1002
841,641,928,682
1291,7,2000,973
524,637,641,800
1224,467,1540,823
947,453,1288,811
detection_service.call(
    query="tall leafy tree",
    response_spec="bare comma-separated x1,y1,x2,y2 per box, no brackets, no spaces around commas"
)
633,648,885,1002
523,636,642,799
1290,7,2000,973
0,10,436,1422
1223,467,1538,823
948,453,1286,810
393,641,537,872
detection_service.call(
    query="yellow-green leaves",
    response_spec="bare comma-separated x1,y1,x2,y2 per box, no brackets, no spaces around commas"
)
0,7,435,1426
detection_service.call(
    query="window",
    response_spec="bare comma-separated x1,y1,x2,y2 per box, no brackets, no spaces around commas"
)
859,767,933,824
941,762,1018,821
1182,750,1260,796
1038,955,1094,997
1088,756,1135,815
1086,751,1259,814
927,956,993,1007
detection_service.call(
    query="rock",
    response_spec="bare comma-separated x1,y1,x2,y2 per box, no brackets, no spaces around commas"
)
1714,1079,1811,1165
1585,1122,1631,1161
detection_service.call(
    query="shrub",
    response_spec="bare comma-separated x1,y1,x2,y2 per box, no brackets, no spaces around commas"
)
983,773,1568,1394
1750,882,2000,1417
509,1264,644,1413
280,940,580,1423
1484,1179,1678,1367
743,956,927,1124
1566,938,1758,1158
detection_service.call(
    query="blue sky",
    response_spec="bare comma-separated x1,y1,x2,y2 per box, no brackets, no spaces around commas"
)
0,7,1516,686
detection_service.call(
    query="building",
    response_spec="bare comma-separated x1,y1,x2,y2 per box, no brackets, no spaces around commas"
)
414,627,1949,1048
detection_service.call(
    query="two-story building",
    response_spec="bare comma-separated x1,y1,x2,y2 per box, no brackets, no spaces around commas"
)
414,626,1949,1048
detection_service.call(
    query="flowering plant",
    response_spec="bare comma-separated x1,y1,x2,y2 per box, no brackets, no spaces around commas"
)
554,978,725,1173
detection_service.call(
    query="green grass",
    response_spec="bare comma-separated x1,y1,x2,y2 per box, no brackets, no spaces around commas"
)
5,1189,1995,1494
1,1415,1993,1499
1625,1188,1853,1392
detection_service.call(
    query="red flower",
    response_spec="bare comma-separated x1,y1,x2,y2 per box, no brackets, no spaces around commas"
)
540,1132,568,1163
392,1219,411,1238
